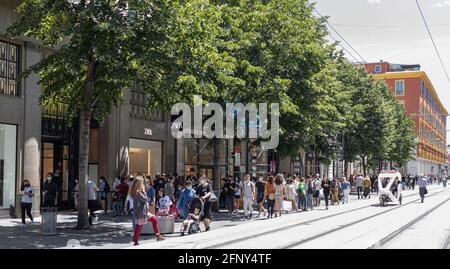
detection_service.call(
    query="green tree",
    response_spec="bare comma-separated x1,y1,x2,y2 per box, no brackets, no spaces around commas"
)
8,0,168,229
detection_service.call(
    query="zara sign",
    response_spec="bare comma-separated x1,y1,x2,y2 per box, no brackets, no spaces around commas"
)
144,128,153,136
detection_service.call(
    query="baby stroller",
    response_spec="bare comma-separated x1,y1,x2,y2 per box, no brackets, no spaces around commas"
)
181,197,204,236
363,188,371,199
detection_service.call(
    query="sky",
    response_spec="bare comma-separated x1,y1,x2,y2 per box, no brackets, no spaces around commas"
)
314,0,450,144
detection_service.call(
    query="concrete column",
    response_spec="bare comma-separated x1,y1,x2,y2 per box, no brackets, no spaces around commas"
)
21,43,42,217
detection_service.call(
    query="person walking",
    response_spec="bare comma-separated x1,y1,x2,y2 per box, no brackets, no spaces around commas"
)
116,178,129,216
196,176,214,231
125,182,136,232
43,173,58,207
341,177,351,204
130,176,165,245
234,178,243,214
274,174,285,217
222,176,236,215
255,176,267,217
87,177,100,225
362,176,371,199
20,180,34,227
264,176,276,218
164,176,176,203
444,176,448,188
285,179,298,212
242,174,256,220
72,179,79,211
418,175,428,203
313,175,321,207
321,177,331,210
331,179,340,205
99,176,110,215
306,177,314,211
145,177,156,215
177,180,195,219
297,178,307,211
355,173,363,199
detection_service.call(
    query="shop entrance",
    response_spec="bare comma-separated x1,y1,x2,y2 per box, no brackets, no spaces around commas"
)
41,141,71,209
198,165,214,179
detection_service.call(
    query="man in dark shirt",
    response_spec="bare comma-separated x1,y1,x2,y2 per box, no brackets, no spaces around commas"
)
43,173,58,207
222,176,236,214
255,176,266,216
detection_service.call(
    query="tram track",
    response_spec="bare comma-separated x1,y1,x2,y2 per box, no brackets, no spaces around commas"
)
207,187,446,249
368,197,450,249
280,188,448,249
442,232,450,249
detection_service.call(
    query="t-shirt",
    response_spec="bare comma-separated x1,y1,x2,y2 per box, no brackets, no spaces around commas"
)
117,183,129,200
196,183,214,201
341,181,350,190
21,186,33,204
222,182,236,197
159,195,173,210
87,180,97,200
321,180,331,192
242,180,255,198
234,181,242,196
355,176,363,187
314,180,321,191
146,187,156,205
255,180,265,194
126,194,134,210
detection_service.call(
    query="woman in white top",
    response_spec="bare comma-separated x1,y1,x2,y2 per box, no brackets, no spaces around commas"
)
285,179,298,212
274,174,285,217
20,180,34,227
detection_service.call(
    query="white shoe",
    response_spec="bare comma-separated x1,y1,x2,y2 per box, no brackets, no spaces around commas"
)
93,216,99,222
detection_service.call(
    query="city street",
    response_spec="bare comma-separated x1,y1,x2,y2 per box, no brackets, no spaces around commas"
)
133,185,450,249
1,184,449,249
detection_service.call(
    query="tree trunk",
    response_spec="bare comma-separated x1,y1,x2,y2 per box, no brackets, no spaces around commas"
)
75,109,92,229
75,56,96,229
362,155,367,177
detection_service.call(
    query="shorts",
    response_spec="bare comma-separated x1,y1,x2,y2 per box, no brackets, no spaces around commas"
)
256,193,265,203
201,201,212,221
313,191,320,198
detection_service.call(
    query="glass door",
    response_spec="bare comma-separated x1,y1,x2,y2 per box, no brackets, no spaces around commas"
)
199,166,213,180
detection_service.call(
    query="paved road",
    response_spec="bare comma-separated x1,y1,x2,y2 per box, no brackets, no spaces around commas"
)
133,184,450,249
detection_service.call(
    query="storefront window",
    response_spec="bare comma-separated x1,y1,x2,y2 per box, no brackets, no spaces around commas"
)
129,138,162,176
0,124,16,208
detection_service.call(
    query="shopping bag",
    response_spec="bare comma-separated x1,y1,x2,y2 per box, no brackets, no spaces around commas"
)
282,200,292,211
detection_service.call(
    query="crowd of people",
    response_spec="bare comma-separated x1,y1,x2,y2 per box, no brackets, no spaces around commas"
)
17,170,449,245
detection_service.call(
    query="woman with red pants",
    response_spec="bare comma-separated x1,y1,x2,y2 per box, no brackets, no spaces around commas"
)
130,176,165,246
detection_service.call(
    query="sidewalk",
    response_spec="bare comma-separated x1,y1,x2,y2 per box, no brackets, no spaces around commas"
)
0,209,249,249
0,184,442,249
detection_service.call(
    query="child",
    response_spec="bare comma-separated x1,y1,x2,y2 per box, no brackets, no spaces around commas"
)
157,188,173,216
180,206,201,236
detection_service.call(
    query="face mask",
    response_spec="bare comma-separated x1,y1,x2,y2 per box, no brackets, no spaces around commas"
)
47,177,52,181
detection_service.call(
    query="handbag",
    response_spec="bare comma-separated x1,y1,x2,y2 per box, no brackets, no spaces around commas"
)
424,188,428,195
209,192,218,203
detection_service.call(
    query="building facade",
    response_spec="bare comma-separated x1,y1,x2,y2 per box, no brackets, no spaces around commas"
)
365,61,448,176
0,1,178,218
